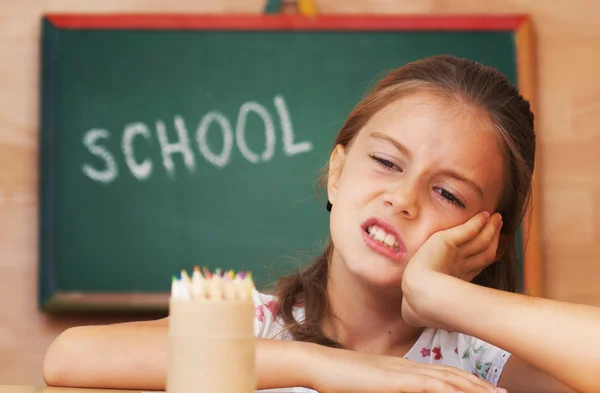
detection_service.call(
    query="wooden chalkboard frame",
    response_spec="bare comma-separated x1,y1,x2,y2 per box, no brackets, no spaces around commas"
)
39,14,541,312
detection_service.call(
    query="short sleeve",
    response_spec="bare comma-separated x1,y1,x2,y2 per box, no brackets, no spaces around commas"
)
252,289,295,340
406,329,511,387
460,335,511,386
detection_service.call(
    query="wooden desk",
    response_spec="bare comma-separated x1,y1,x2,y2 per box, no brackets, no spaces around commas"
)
0,387,142,393
9,385,305,393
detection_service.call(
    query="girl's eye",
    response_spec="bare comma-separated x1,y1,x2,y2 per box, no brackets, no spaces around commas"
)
436,188,466,209
369,154,402,172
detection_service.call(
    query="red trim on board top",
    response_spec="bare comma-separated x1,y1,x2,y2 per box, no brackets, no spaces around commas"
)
46,14,527,31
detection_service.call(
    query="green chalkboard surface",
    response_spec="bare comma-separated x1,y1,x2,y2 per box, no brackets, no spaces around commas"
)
39,14,531,311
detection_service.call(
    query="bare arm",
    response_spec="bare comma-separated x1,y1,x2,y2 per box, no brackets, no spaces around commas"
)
43,317,499,393
43,318,171,390
43,318,310,391
403,272,600,393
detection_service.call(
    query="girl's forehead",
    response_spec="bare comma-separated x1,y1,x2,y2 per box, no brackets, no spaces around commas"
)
355,92,498,152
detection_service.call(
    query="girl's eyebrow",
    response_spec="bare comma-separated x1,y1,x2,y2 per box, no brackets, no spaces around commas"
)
368,132,484,198
440,170,484,198
369,132,412,159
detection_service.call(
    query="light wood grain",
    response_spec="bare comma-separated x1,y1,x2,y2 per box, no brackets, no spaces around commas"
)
0,385,139,393
2,0,600,386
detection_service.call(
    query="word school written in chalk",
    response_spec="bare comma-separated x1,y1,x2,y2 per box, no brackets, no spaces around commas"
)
82,95,313,184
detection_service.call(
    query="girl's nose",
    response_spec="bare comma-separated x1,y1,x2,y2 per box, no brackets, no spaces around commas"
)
383,179,420,219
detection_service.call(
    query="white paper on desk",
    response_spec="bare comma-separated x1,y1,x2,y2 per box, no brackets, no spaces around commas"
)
257,389,317,392
143,389,317,393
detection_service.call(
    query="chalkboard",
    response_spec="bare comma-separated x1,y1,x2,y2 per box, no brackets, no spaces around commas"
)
39,14,537,312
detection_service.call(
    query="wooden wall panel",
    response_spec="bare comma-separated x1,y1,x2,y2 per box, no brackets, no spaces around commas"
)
1,0,599,386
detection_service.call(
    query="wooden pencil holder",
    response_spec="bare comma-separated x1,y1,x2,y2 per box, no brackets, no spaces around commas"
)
167,299,255,393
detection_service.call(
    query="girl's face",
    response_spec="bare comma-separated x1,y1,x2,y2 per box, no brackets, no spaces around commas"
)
327,92,505,288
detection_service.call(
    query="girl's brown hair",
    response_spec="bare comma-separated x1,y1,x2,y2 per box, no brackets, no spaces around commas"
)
275,55,536,347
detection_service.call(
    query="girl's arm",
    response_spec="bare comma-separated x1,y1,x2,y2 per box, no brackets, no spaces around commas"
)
42,318,307,390
401,211,599,393
403,270,599,393
43,318,499,393
43,318,170,390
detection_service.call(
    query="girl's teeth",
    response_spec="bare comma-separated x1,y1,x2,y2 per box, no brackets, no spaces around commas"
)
384,234,396,247
366,224,399,251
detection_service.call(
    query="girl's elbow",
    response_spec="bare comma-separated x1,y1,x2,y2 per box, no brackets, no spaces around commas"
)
43,327,81,386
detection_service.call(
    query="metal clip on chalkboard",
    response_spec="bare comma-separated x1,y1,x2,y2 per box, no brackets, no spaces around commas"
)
264,0,317,16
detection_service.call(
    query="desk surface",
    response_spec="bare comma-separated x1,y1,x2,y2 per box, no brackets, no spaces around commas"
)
0,386,312,393
0,387,141,393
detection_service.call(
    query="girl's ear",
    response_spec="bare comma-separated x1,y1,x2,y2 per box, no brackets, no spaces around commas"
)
327,144,346,207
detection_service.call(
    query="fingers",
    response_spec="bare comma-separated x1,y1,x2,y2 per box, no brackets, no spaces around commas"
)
394,373,459,393
413,368,499,393
433,365,499,392
460,213,503,261
443,211,492,248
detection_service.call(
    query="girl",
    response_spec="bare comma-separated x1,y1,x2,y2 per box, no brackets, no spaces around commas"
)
43,56,600,393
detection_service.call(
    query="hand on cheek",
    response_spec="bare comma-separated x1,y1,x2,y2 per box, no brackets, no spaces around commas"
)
401,211,503,327
407,211,502,280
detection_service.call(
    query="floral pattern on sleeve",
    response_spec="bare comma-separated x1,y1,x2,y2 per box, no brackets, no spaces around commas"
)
252,289,304,341
405,328,511,387
461,342,492,380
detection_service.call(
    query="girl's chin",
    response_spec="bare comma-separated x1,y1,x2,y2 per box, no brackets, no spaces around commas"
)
350,265,406,289
365,275,404,289
336,249,407,289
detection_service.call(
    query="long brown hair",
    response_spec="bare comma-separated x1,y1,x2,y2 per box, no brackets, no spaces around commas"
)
275,55,536,347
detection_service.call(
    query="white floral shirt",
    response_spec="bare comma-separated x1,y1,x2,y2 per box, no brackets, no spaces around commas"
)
253,290,510,392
